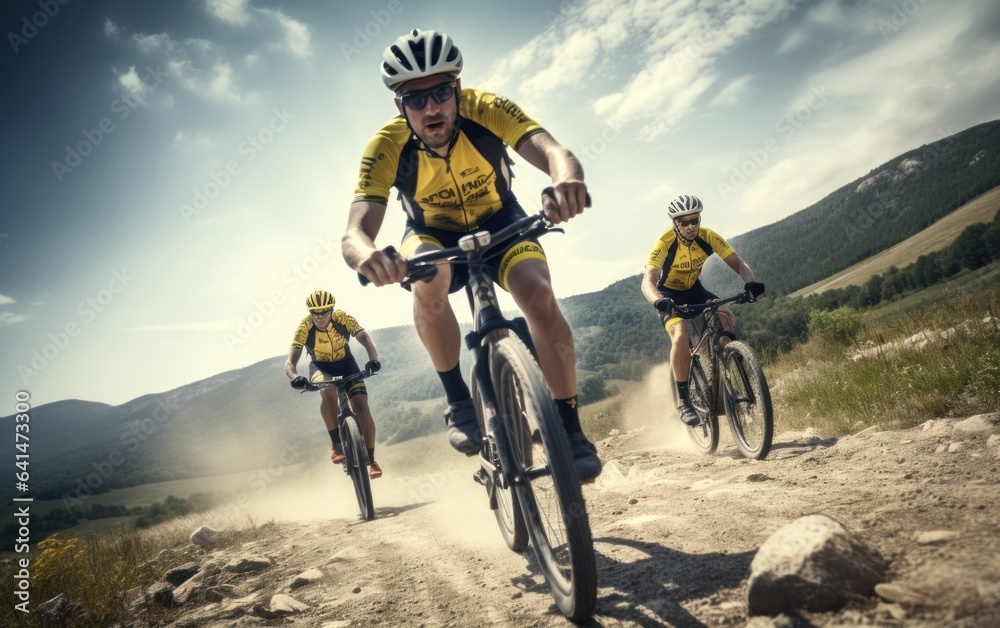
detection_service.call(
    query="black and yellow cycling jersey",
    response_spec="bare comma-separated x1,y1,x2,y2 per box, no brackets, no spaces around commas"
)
353,87,545,232
290,311,363,363
646,226,735,291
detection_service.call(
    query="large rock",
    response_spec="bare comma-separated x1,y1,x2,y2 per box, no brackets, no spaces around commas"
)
146,582,175,608
953,413,1000,435
190,526,224,548
172,561,221,605
747,514,888,616
224,554,274,574
164,562,200,586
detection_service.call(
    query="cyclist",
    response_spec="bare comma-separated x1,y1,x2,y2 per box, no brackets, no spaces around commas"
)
640,195,765,426
341,28,601,482
285,290,384,479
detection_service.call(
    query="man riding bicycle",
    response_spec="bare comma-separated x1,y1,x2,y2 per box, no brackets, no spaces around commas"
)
640,195,765,426
285,290,384,479
341,28,601,482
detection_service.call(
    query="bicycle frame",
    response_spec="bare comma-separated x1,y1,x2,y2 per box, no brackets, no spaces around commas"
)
680,296,742,414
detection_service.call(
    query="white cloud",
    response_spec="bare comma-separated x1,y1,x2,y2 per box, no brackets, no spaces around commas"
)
0,312,28,326
490,0,796,140
133,32,175,54
268,10,311,58
709,74,755,107
104,18,119,38
206,0,251,26
206,63,246,103
118,66,146,99
0,294,15,305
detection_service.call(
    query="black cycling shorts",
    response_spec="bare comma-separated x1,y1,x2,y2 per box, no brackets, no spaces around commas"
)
400,201,546,294
309,358,367,397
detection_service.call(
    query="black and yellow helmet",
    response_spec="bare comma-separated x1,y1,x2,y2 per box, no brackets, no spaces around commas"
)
305,290,335,311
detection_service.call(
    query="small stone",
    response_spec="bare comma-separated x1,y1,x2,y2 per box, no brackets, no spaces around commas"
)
875,582,929,606
269,593,309,614
947,441,967,453
629,498,638,505
609,429,620,436
915,530,959,545
746,473,771,482
352,586,362,594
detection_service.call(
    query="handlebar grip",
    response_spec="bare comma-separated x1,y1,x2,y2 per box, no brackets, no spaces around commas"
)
541,186,592,208
357,245,399,287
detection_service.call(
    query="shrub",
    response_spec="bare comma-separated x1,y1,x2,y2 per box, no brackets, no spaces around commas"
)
808,306,864,346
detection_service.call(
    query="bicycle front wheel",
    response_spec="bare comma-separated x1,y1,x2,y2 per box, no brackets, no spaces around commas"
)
722,341,774,460
472,372,528,552
491,336,596,621
686,358,720,454
341,415,375,520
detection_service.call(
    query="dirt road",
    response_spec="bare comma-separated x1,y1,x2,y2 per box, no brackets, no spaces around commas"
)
152,400,1000,627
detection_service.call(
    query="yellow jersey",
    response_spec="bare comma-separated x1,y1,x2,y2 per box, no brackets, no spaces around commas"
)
354,88,545,232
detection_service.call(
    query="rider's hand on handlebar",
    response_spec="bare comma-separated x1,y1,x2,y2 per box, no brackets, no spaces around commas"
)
358,246,408,287
654,297,674,313
290,375,309,389
541,181,588,225
365,359,381,374
744,281,766,302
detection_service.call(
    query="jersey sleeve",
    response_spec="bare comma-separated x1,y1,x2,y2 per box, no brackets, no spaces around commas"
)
336,311,364,336
645,230,674,268
461,89,545,150
702,227,736,260
290,317,312,348
352,118,407,204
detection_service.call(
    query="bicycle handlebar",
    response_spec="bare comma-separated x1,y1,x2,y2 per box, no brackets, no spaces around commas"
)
669,293,751,314
358,187,589,288
299,369,376,393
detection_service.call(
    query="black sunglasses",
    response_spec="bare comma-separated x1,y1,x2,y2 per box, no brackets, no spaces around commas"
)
675,216,700,228
398,82,456,110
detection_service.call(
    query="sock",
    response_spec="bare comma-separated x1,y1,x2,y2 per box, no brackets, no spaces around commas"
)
368,447,375,461
555,396,583,434
437,364,471,404
676,380,690,403
328,428,339,445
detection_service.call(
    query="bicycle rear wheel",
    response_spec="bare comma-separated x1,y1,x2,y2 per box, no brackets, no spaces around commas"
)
491,336,596,621
472,372,528,552
341,415,375,520
670,358,719,454
721,341,774,460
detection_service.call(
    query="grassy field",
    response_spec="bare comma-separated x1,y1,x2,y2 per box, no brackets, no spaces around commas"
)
792,184,1000,297
768,277,1000,435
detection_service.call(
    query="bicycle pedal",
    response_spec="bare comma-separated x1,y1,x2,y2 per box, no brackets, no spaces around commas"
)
473,468,489,487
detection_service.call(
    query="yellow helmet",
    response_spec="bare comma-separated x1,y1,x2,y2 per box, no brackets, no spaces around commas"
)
305,290,335,311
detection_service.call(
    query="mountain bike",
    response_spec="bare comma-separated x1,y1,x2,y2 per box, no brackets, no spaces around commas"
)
666,294,774,460
301,370,377,521
360,195,597,620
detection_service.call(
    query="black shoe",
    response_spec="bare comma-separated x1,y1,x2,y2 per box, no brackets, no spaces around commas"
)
445,399,481,455
677,401,700,426
567,432,602,483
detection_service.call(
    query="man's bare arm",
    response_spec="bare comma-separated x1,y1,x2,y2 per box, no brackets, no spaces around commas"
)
515,131,587,223
342,200,407,286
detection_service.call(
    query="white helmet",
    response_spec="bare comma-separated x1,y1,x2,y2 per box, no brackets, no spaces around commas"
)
381,29,463,92
667,195,704,219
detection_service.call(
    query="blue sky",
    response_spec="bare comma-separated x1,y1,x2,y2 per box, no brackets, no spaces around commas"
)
2,0,999,407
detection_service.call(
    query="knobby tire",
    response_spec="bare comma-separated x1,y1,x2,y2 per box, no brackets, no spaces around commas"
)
491,336,597,621
685,358,720,454
722,341,774,460
341,415,375,520
472,373,528,551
